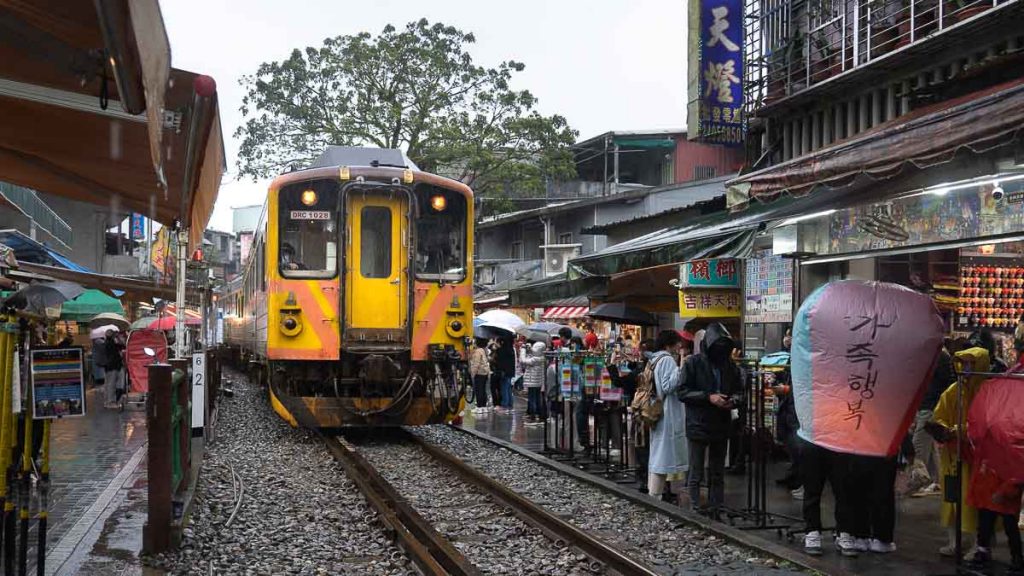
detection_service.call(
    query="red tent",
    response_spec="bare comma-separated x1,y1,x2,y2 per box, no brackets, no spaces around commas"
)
125,329,168,394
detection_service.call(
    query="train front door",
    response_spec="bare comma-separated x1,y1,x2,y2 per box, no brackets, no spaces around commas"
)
343,188,410,346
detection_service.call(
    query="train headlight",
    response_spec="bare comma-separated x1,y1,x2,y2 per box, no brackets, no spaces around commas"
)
430,195,447,212
280,314,302,337
300,189,317,206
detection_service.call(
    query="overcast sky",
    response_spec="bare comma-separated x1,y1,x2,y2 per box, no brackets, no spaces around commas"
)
163,0,687,231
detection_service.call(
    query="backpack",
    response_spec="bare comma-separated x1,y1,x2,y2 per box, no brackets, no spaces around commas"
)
630,355,670,426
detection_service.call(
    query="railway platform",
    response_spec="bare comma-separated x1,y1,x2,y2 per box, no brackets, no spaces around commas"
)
460,395,1020,576
31,385,150,576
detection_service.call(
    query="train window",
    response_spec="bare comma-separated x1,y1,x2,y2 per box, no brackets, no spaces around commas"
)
415,186,466,282
359,206,392,278
279,180,338,278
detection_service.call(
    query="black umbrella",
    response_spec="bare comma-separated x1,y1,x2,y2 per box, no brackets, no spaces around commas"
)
3,281,85,316
587,302,658,326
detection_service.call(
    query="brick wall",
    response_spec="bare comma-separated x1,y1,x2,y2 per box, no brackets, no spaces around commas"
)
673,137,744,183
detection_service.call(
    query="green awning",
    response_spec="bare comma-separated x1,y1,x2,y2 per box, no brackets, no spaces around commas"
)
60,289,124,321
509,275,607,308
611,138,676,149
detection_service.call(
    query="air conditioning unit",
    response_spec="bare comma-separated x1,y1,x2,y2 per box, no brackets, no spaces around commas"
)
541,244,582,277
772,224,819,258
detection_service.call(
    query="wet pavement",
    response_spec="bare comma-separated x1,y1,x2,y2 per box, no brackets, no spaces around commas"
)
37,385,149,576
461,393,1020,576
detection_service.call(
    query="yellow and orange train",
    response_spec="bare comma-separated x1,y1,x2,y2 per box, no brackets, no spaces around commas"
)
223,147,472,427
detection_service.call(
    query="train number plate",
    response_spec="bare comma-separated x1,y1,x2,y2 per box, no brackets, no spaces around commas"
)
290,210,331,220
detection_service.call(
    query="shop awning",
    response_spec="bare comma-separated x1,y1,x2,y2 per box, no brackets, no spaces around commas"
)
612,138,676,149
541,306,589,320
0,2,224,248
726,78,1024,207
568,215,758,278
8,261,176,302
509,275,607,308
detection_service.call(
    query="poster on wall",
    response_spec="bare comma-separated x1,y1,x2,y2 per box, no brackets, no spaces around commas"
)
745,250,794,323
30,347,86,419
687,0,745,145
825,180,1024,255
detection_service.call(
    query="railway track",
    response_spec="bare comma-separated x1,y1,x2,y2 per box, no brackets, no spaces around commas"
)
324,429,660,576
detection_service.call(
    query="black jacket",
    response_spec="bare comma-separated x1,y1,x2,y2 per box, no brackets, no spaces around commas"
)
678,323,744,441
494,343,516,376
919,348,953,411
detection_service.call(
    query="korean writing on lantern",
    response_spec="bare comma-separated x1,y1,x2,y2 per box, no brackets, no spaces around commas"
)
842,313,896,430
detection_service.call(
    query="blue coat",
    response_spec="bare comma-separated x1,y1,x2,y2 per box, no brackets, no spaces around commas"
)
647,351,689,475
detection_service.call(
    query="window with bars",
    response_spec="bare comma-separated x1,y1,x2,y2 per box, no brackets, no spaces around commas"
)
693,166,718,181
558,232,573,244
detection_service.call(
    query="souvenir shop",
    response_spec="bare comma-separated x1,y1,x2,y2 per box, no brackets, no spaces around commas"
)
778,175,1024,367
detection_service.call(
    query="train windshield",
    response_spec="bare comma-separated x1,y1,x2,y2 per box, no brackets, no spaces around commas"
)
279,180,338,278
414,185,466,282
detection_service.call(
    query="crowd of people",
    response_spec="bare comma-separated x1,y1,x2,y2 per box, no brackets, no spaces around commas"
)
467,318,1024,572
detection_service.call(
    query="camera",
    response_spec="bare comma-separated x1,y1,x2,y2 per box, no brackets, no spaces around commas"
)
992,183,1005,201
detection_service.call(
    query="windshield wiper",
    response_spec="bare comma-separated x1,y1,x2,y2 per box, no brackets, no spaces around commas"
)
369,160,407,169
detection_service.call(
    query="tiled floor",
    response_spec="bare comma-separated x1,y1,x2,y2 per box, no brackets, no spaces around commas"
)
461,393,1020,576
33,386,149,575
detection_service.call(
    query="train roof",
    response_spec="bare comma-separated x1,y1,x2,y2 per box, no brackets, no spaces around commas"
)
309,146,420,171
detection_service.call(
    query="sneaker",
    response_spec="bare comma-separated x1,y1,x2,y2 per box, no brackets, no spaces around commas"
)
967,548,992,569
869,539,896,553
835,532,859,557
790,487,805,500
854,538,870,553
912,483,942,497
804,531,823,556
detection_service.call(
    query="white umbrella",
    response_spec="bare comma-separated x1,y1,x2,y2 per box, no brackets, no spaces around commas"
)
90,324,120,340
476,309,526,334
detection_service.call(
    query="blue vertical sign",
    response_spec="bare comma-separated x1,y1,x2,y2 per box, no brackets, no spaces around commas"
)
131,213,145,239
697,0,745,145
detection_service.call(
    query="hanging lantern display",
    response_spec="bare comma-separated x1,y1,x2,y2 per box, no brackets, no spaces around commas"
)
792,280,944,456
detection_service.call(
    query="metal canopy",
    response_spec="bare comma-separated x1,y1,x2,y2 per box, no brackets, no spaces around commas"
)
728,78,1024,207
0,1,224,248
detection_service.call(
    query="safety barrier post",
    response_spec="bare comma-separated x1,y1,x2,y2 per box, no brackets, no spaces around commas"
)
170,359,190,491
143,363,172,554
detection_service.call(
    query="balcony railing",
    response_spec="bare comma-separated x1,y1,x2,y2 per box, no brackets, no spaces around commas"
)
0,182,73,247
747,0,1010,107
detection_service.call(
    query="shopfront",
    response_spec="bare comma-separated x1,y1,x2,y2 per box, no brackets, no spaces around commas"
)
775,174,1024,366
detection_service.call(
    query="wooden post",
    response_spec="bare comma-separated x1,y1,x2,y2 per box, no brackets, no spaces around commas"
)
143,363,172,554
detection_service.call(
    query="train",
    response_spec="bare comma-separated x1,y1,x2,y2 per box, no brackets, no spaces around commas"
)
223,146,473,427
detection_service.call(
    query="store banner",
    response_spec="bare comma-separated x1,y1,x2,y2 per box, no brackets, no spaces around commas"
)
744,250,794,323
679,288,741,318
823,179,1024,255
130,214,145,239
687,0,745,145
680,258,740,288
150,226,170,276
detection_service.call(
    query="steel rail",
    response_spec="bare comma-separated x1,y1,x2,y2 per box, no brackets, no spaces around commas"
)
403,431,661,576
321,434,480,576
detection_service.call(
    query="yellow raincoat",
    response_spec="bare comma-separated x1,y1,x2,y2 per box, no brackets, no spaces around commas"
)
931,347,990,533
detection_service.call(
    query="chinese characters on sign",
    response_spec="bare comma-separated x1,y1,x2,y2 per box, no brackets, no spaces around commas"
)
842,313,894,430
688,0,745,145
680,258,740,288
679,289,742,318
131,214,145,240
744,250,794,323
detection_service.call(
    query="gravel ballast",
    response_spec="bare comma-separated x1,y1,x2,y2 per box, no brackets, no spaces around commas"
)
147,371,412,576
410,425,807,576
357,438,601,575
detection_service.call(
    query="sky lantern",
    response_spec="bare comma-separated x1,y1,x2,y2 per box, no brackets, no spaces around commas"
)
792,280,944,456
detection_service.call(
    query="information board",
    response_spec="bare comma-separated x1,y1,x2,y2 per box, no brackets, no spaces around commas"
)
744,250,794,323
30,347,86,419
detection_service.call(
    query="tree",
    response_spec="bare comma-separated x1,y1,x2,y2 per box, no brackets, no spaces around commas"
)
236,19,578,210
